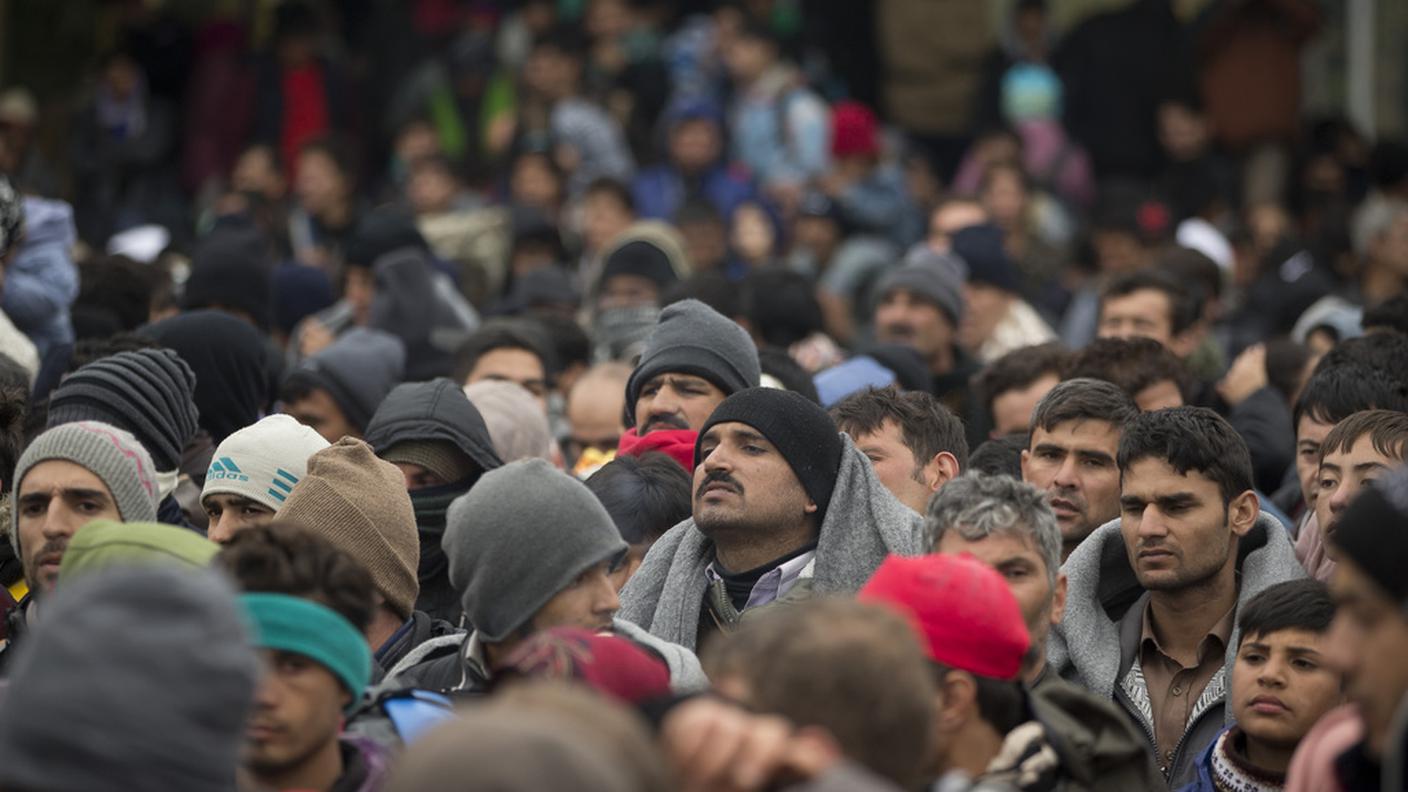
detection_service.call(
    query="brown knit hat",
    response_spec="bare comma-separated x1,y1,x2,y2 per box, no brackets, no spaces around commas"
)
273,437,420,618
382,440,479,484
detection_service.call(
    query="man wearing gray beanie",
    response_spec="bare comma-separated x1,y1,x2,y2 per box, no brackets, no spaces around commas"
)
619,388,925,651
618,299,761,471
2,420,160,672
872,246,985,446
382,458,705,695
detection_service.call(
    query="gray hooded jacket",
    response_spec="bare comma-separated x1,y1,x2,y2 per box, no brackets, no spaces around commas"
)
1047,513,1305,789
618,433,924,651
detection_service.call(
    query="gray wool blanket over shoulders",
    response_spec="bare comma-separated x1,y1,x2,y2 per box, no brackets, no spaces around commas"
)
617,433,925,651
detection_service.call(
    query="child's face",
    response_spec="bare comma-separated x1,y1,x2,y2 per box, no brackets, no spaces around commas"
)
1231,629,1342,751
1315,433,1401,560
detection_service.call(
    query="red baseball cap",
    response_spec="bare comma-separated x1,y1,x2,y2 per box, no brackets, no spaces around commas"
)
859,554,1030,681
501,627,672,705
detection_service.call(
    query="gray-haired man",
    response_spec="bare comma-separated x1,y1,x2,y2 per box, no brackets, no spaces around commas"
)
925,471,1163,790
925,471,1065,686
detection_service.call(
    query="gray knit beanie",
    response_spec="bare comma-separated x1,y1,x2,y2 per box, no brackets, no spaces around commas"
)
874,248,966,326
442,458,627,641
46,348,200,472
10,421,160,555
0,564,258,792
624,299,761,426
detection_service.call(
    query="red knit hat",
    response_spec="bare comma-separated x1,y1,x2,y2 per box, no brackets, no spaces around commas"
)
501,627,672,705
859,554,1030,681
830,101,879,159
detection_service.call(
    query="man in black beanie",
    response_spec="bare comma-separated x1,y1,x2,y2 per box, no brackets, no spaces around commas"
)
619,387,924,652
1318,464,1408,788
46,348,201,527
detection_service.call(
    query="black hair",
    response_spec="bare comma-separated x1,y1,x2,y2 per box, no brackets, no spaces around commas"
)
530,25,588,59
662,272,740,319
0,353,28,491
932,663,1026,735
1064,337,1189,404
535,314,590,375
583,177,636,213
675,198,724,228
1099,268,1202,336
453,319,555,383
1030,377,1139,435
974,342,1069,416
1361,296,1408,336
215,522,376,632
1237,579,1336,645
73,255,160,337
740,268,823,348
1263,337,1312,407
1293,360,1408,429
968,433,1028,480
585,452,691,544
1117,406,1254,505
831,385,969,470
66,333,161,374
1157,245,1223,304
758,347,821,405
297,135,357,186
1315,331,1408,376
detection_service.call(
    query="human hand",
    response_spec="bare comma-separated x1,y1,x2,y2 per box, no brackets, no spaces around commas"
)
1218,343,1268,407
660,698,841,792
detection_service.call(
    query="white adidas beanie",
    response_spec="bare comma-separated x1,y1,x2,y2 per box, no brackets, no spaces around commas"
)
201,415,331,513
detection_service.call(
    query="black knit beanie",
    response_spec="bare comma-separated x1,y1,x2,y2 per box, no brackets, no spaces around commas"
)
695,388,844,520
601,240,679,292
1331,465,1408,606
47,349,200,471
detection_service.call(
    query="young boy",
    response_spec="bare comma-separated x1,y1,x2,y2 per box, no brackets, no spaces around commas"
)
1181,579,1343,791
1313,409,1408,562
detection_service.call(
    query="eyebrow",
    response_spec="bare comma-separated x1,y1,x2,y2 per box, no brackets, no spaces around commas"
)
1121,492,1199,508
21,488,110,502
1075,449,1115,464
1353,461,1388,474
1032,443,1068,455
1241,641,1326,658
729,428,769,446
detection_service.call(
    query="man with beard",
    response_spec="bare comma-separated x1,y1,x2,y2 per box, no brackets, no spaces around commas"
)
619,388,923,653
618,299,761,470
871,248,984,444
2,421,160,671
1021,378,1139,561
1049,407,1305,789
363,379,502,624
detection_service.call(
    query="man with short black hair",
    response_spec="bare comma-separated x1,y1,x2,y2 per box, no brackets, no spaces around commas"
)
1064,336,1188,412
1098,268,1203,358
1050,407,1305,788
974,341,1068,437
452,319,554,410
830,385,966,513
1020,378,1139,559
620,388,922,652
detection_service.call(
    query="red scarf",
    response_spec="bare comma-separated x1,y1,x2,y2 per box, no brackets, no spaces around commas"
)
617,428,697,472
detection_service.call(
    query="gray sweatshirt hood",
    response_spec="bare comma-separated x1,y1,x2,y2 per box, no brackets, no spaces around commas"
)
617,433,924,650
1048,512,1306,702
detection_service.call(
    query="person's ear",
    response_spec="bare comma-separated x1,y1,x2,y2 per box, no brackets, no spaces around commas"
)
926,451,961,492
803,498,818,515
1019,448,1032,481
935,669,977,734
1050,572,1068,627
1229,490,1260,537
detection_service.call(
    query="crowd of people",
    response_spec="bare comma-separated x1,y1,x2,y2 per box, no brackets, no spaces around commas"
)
0,0,1405,790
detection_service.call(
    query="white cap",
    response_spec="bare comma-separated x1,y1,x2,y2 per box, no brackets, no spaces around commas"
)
201,415,331,512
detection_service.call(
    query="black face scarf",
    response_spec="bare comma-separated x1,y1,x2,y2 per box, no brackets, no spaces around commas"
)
409,479,473,624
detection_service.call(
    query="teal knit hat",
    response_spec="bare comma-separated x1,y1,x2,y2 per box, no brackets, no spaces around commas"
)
239,593,371,710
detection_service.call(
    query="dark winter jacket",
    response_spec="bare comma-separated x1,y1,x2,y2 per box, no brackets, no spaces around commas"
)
1029,674,1164,791
364,379,501,624
372,609,461,683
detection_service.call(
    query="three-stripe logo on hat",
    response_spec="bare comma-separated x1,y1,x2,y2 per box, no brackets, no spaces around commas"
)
267,468,300,503
207,457,250,482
